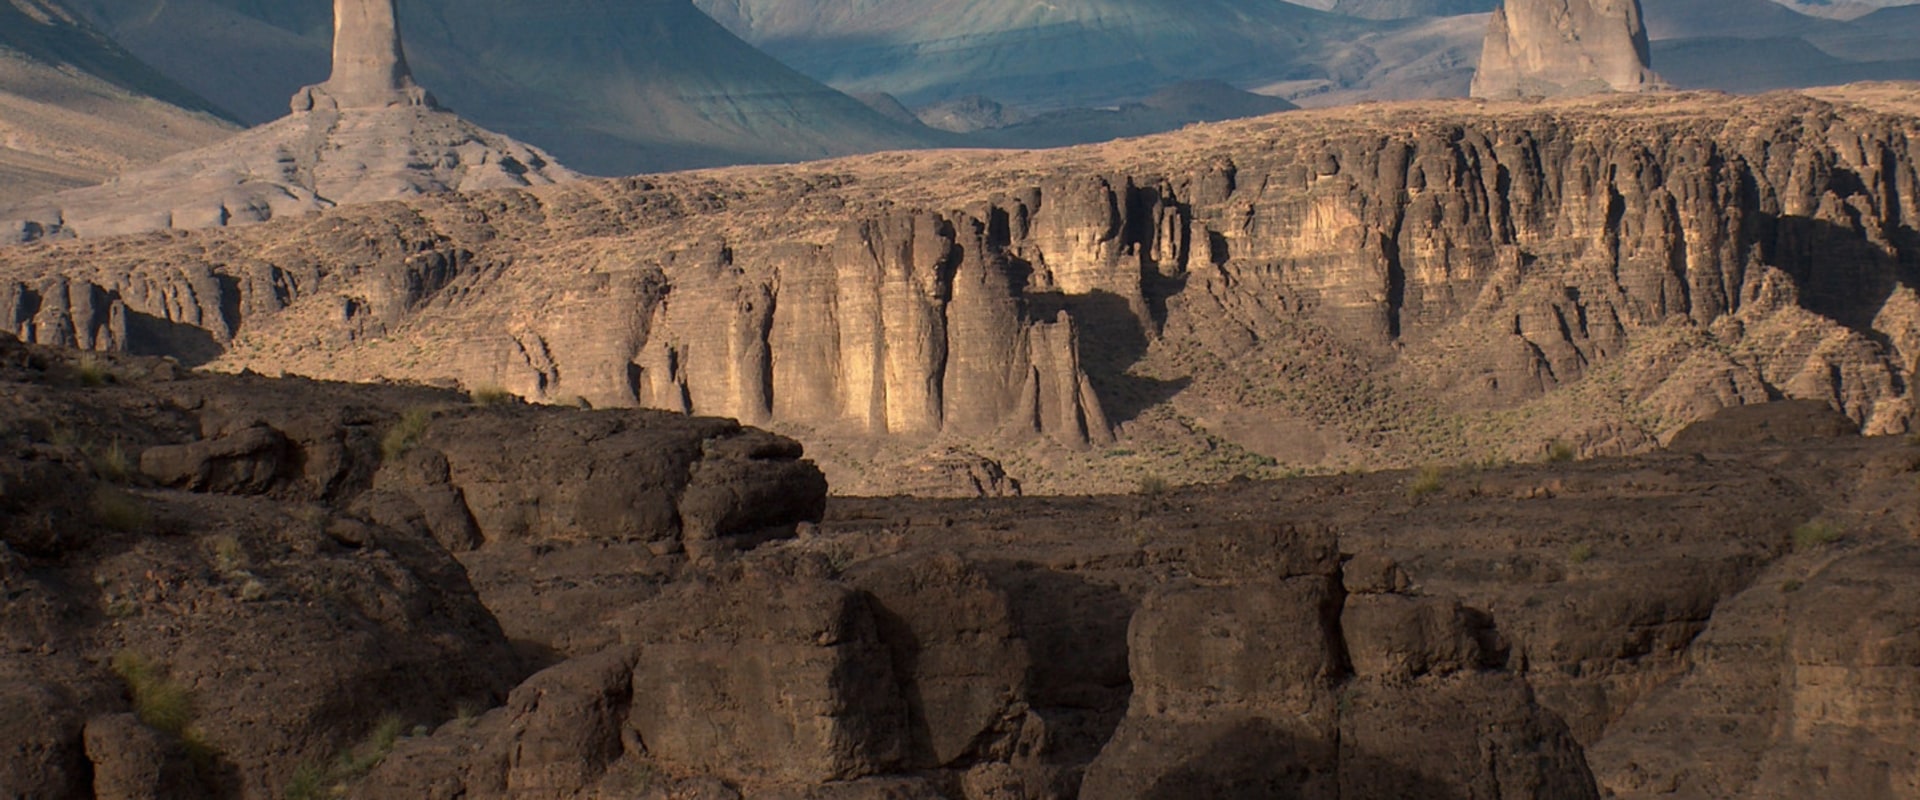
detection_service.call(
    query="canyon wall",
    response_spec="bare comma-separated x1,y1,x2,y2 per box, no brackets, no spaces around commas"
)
0,91,1914,486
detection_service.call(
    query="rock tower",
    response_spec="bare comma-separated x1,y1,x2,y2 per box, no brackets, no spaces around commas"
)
292,0,436,112
1470,0,1667,99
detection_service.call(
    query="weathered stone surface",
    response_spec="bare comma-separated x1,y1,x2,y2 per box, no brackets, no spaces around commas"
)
622,569,908,787
7,91,1915,492
846,552,1031,768
0,682,89,800
84,713,204,800
292,0,436,113
1665,398,1862,453
1342,593,1500,681
1591,541,1920,799
139,424,290,495
1471,0,1667,99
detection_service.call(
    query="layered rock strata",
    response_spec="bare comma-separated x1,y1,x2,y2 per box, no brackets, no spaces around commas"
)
1471,0,1667,99
0,91,1915,488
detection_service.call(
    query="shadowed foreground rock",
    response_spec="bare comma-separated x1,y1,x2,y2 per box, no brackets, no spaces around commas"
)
5,329,1920,799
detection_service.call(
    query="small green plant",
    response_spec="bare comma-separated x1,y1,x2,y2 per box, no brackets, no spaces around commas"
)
1546,441,1577,463
91,441,135,483
1406,465,1446,500
74,354,112,387
1792,520,1844,552
469,386,515,407
332,714,405,778
1569,543,1595,564
1137,474,1171,496
103,593,140,618
380,408,432,462
1781,579,1805,594
285,713,408,799
283,764,327,800
48,425,80,449
205,535,247,576
111,652,195,737
93,487,152,532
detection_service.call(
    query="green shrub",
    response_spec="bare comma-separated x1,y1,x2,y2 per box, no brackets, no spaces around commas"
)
1792,520,1844,552
91,441,135,483
469,386,515,407
111,652,195,737
380,409,432,462
93,487,152,532
1406,465,1446,500
73,354,112,387
1781,579,1805,594
1136,475,1171,496
1569,543,1595,564
1546,441,1577,463
284,713,407,799
283,764,327,800
333,714,405,779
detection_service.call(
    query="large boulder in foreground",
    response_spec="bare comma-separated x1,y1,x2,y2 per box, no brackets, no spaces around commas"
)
1471,0,1667,99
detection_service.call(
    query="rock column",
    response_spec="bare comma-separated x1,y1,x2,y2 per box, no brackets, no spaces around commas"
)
292,0,436,112
1470,0,1667,99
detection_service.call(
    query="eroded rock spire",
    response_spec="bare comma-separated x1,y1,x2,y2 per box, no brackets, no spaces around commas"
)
1470,0,1667,99
292,0,436,112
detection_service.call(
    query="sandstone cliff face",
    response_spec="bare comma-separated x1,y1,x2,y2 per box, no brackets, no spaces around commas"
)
1471,0,1666,99
0,91,1915,490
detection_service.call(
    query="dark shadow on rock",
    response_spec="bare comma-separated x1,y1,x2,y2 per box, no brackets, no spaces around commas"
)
1138,717,1477,800
982,560,1134,768
124,310,224,367
1758,209,1917,359
864,602,938,768
1032,289,1189,425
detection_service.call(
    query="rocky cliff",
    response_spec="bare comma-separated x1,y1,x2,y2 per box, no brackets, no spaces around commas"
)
5,315,1920,799
0,89,1915,492
1471,0,1667,99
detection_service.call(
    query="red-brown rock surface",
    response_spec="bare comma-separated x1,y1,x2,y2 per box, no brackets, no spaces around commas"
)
4,332,1920,798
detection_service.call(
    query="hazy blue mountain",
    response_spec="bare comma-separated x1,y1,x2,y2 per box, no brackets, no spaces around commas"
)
67,0,943,175
0,0,235,200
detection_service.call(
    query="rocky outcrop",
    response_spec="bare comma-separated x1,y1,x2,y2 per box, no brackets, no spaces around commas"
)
1,91,1916,491
0,332,833,800
1471,0,1667,99
0,0,572,243
1081,524,1597,799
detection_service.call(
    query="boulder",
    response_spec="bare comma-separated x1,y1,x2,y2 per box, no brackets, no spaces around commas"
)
846,552,1031,768
0,681,89,800
84,713,205,800
621,569,908,786
139,424,291,495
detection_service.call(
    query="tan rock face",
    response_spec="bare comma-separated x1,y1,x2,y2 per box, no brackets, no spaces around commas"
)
1471,0,1667,99
317,0,424,110
1,92,1916,489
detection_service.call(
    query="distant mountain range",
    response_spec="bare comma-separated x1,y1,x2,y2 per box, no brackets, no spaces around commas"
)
63,0,943,175
0,0,233,200
8,0,1920,197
